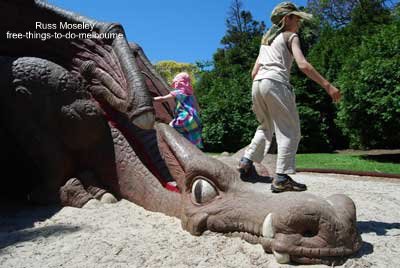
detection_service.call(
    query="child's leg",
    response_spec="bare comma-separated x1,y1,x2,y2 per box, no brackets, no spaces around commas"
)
259,79,301,174
244,126,273,163
243,81,274,163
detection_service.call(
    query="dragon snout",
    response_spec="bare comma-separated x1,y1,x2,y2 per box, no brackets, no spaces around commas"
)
259,195,361,265
261,213,291,263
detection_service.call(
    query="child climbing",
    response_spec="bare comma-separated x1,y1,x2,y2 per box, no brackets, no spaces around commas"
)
154,72,204,149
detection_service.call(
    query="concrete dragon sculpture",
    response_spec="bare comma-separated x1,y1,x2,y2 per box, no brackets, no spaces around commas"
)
0,0,362,265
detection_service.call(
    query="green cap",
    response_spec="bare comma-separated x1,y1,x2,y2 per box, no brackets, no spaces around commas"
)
271,2,313,25
261,2,312,45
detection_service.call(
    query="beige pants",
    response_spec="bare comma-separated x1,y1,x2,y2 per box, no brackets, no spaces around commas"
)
244,79,301,174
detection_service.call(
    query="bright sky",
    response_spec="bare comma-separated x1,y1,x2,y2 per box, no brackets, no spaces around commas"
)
46,0,307,64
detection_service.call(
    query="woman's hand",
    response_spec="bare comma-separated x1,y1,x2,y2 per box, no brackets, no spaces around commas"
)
326,84,341,103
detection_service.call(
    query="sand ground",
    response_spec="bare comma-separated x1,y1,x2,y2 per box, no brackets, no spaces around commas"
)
1,172,399,268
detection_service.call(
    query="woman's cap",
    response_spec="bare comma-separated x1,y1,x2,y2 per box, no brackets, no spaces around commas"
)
261,2,312,45
270,2,312,25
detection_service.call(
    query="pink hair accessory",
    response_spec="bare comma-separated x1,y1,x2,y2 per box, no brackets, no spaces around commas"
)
171,72,193,95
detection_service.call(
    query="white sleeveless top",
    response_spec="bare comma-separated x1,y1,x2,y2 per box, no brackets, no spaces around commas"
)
254,32,297,86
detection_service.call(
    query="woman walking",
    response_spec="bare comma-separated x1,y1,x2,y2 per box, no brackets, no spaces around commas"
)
238,2,341,193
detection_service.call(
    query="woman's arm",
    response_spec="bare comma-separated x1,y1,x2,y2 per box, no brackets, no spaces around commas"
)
153,93,174,102
291,36,341,103
251,56,261,80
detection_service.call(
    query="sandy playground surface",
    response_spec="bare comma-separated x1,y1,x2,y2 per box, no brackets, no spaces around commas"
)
1,171,400,268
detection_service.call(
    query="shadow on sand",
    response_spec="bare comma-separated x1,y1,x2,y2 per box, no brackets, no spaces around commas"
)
353,240,374,259
358,220,400,236
240,165,273,184
350,220,400,259
0,202,80,249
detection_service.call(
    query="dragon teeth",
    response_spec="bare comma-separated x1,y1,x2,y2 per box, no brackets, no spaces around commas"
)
262,213,274,238
262,213,290,264
273,250,290,264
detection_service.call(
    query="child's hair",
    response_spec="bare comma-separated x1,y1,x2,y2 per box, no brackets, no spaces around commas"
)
171,72,193,95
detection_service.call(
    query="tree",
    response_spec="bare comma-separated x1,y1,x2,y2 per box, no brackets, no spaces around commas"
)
336,18,400,148
285,11,343,152
195,0,264,152
154,61,199,85
307,0,360,27
288,0,397,152
307,0,394,28
293,0,398,150
196,0,399,152
222,0,266,48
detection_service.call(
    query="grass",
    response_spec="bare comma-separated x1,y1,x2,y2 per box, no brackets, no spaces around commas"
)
205,152,222,157
206,151,400,174
296,153,400,175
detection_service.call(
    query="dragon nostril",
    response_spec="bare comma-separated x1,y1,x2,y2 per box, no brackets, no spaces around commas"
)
303,230,317,237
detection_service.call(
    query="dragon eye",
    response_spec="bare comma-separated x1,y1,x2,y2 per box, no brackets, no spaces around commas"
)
191,177,218,204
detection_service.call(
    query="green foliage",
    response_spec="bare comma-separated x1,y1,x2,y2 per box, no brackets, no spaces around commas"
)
154,61,199,85
193,0,399,152
337,19,400,148
289,17,341,152
296,153,400,174
291,26,355,152
197,73,258,152
292,0,397,151
307,0,393,28
293,79,334,152
351,0,392,29
307,0,359,27
195,0,264,152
